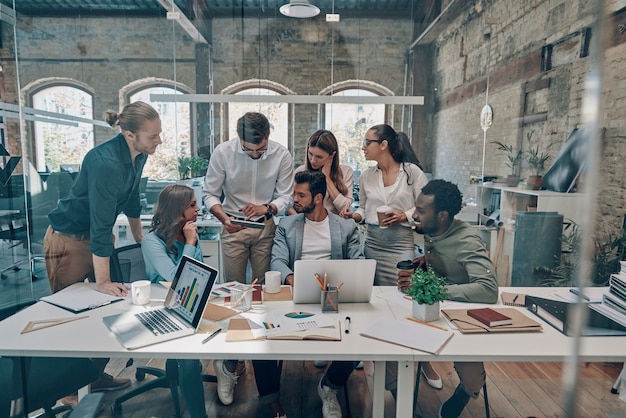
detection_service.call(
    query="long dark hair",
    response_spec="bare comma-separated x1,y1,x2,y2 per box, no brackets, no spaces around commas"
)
305,129,348,195
368,124,422,184
150,184,195,258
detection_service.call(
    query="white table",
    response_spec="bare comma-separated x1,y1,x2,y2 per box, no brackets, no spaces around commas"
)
1,285,624,417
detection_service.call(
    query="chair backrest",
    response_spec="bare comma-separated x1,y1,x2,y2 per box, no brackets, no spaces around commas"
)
110,243,146,283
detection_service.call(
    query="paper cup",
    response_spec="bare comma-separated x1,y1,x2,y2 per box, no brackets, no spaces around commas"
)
376,206,392,228
264,271,282,294
131,280,151,305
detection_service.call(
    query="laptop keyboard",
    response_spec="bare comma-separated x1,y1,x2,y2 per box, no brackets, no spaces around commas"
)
136,309,182,335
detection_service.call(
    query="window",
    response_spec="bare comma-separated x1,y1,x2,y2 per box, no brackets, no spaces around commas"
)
129,86,191,179
227,87,289,149
324,88,386,172
32,86,94,172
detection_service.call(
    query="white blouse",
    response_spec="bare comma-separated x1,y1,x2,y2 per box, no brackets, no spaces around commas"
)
354,163,428,228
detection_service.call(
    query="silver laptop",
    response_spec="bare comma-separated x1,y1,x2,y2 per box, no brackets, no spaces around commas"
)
292,259,376,304
103,256,218,350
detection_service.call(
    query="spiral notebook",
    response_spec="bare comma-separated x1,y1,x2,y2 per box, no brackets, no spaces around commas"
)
501,292,526,307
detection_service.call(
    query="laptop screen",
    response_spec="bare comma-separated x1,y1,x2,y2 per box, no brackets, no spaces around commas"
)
164,256,218,326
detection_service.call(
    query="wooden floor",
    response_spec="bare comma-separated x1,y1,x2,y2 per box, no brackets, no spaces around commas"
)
55,359,626,418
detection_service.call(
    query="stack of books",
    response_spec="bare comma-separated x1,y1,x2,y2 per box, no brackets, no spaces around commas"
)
603,261,626,317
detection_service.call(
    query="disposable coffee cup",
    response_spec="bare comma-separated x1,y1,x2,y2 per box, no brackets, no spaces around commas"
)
131,280,151,305
376,205,392,228
264,271,282,294
396,260,415,275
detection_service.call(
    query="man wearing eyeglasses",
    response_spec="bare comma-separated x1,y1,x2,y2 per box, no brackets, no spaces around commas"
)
203,112,294,284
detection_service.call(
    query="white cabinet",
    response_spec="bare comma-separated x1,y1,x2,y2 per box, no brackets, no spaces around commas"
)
476,184,584,286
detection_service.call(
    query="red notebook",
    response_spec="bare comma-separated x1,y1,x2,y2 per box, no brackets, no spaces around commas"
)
467,308,513,327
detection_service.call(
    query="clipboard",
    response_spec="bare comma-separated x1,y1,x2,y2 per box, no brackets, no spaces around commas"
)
40,287,124,313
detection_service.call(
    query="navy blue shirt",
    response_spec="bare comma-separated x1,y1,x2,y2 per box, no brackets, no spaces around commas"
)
48,134,147,257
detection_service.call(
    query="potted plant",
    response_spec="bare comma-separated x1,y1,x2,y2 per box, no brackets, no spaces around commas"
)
405,267,448,322
178,156,208,180
525,131,555,190
492,141,522,187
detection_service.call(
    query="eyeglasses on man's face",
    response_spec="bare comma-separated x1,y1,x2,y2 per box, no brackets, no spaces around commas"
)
362,139,384,148
241,140,268,155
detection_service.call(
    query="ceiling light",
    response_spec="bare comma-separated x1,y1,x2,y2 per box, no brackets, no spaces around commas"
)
280,1,320,18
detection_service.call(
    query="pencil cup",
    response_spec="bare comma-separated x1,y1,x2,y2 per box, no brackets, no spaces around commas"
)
230,288,252,312
321,286,339,313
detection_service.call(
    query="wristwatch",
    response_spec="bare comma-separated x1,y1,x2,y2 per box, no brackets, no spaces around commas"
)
264,203,275,219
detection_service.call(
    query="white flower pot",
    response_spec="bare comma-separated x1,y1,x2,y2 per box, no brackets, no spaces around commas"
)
411,300,440,322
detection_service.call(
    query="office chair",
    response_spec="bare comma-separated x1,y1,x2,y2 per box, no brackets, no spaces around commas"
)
109,243,217,417
413,362,490,418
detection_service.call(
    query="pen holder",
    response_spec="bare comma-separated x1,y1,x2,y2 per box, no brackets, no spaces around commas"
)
321,286,339,313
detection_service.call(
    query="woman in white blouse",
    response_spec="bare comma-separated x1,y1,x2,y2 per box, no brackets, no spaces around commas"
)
291,129,354,215
342,124,428,286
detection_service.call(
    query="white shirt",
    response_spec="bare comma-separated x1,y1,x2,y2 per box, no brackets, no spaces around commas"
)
354,163,428,228
301,216,332,260
294,164,354,215
203,138,294,218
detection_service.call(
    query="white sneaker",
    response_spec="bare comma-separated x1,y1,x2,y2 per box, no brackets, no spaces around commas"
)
355,361,364,370
317,379,342,418
213,359,238,405
313,360,328,368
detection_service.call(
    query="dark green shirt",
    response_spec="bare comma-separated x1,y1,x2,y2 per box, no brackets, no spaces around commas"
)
48,133,147,257
424,219,499,303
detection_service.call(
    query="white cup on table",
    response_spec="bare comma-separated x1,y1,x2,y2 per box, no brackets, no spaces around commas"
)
131,280,151,305
264,271,282,294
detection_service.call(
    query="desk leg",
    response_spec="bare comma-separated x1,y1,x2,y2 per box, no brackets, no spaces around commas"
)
372,361,386,417
396,360,415,417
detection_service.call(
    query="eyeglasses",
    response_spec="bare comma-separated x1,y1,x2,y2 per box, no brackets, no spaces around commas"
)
241,140,268,155
362,139,384,148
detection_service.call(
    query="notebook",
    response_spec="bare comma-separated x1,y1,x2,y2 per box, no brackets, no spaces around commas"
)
360,318,453,354
292,259,376,304
103,256,218,349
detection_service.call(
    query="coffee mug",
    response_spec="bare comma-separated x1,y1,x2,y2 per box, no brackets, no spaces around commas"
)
376,205,393,228
264,271,282,294
131,280,151,305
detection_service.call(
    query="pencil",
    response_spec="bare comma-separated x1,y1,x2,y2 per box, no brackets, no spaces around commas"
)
314,273,325,290
406,316,448,331
336,282,344,291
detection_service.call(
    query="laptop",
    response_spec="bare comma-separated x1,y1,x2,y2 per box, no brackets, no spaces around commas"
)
292,259,376,304
103,256,218,349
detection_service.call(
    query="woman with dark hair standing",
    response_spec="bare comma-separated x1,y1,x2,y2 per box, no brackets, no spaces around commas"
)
141,184,208,418
342,124,428,286
290,129,353,215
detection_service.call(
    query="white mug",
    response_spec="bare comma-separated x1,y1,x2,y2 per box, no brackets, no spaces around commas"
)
131,280,151,305
264,271,282,294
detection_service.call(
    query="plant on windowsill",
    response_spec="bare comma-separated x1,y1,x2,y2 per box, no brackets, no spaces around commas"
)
525,130,556,190
492,141,522,187
405,266,448,322
178,156,208,180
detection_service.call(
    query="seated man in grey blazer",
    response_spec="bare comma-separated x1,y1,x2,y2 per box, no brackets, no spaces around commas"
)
270,170,363,418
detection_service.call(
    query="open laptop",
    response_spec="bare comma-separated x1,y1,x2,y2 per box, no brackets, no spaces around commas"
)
103,256,218,350
292,259,376,304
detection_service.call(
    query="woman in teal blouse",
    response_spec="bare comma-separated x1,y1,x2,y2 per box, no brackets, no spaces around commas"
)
141,184,207,418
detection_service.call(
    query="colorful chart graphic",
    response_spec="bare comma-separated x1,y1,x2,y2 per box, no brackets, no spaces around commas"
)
285,311,314,319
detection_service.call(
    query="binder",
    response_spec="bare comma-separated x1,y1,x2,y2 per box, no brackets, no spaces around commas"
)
525,295,626,336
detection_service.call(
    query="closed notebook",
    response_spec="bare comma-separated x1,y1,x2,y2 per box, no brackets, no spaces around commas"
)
442,307,542,333
467,307,512,327
360,318,453,354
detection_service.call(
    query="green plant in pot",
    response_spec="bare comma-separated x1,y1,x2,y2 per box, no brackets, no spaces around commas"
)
525,130,555,190
405,266,448,322
178,156,208,180
492,141,522,187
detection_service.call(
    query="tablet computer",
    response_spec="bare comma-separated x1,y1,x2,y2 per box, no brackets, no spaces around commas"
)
231,219,265,229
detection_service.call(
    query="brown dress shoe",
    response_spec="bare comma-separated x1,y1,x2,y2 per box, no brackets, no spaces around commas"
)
90,372,131,392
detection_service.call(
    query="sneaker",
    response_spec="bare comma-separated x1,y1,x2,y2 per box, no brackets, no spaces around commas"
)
313,360,328,368
60,394,78,407
90,373,131,392
439,384,470,418
317,378,342,418
214,359,238,405
355,361,364,370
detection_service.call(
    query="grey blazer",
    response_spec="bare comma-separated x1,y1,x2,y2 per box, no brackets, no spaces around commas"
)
270,212,364,282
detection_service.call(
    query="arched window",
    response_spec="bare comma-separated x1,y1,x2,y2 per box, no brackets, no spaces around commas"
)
323,86,389,172
129,86,192,180
223,81,292,150
32,85,94,172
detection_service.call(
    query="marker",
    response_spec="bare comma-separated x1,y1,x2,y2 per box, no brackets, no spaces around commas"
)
569,288,590,301
344,316,351,334
201,328,222,344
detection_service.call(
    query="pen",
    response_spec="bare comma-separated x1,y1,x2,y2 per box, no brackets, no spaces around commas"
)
569,288,590,301
406,316,448,331
344,316,351,334
201,328,222,344
512,294,519,303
